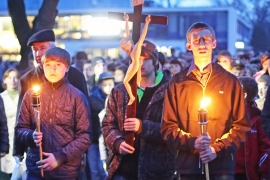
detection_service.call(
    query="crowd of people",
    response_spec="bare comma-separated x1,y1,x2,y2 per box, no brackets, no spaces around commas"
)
0,20,269,180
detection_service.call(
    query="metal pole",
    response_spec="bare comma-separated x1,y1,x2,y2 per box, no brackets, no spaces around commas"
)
32,88,43,177
198,109,210,180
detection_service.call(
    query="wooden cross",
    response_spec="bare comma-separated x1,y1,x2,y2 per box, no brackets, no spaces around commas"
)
108,0,168,146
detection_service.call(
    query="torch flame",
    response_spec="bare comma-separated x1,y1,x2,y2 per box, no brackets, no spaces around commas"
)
200,97,210,109
33,85,40,93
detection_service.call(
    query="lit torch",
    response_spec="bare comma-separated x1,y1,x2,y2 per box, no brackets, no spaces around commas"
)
32,85,44,177
198,97,210,180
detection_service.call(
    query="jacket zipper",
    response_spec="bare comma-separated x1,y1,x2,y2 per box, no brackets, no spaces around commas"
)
48,84,55,178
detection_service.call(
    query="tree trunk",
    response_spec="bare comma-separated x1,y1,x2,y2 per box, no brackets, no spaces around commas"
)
8,0,59,70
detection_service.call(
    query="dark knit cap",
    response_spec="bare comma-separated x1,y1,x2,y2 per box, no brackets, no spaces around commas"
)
27,29,55,46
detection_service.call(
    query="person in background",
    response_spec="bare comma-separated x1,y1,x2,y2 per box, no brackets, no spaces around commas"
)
168,47,177,62
256,75,270,110
239,54,250,65
169,59,183,76
107,62,116,75
254,53,270,80
88,72,115,180
83,60,94,92
216,50,233,72
74,51,88,72
243,64,257,77
157,52,167,71
260,80,270,139
0,68,19,179
89,57,107,94
114,65,128,85
235,77,270,180
250,57,261,72
231,59,245,77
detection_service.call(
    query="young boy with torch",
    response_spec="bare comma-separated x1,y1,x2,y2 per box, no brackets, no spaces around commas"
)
161,22,250,180
15,47,91,180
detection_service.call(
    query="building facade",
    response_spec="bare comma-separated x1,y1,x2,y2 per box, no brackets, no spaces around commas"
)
0,0,251,61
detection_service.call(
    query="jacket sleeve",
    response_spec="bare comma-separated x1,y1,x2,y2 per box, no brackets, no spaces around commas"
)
261,87,270,139
68,67,89,97
52,94,91,165
211,80,250,158
102,88,125,154
256,118,270,179
15,91,37,148
161,81,197,151
0,97,9,153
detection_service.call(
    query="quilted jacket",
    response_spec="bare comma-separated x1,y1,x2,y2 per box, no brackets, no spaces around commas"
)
15,77,91,179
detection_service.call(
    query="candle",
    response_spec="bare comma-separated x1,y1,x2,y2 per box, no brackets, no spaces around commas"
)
198,98,210,135
32,85,41,107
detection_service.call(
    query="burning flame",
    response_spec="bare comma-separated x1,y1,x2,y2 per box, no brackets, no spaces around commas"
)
33,85,40,93
200,97,210,109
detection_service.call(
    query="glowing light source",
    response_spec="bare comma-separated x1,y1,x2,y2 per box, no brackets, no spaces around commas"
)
235,42,244,49
200,97,210,110
33,85,40,94
87,17,122,36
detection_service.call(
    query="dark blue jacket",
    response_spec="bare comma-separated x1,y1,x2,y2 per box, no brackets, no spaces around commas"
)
89,86,107,143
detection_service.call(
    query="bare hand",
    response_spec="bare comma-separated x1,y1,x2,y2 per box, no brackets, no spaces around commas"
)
124,118,141,132
194,133,211,150
37,152,58,171
33,130,43,147
119,141,135,155
145,15,151,23
200,146,217,163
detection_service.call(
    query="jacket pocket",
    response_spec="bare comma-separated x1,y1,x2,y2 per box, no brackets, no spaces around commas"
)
55,104,74,127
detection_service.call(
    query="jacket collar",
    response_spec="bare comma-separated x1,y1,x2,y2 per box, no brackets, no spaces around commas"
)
179,63,226,83
43,74,68,90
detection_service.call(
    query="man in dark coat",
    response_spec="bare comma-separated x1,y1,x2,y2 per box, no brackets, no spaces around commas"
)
102,40,175,180
161,22,250,180
14,29,89,158
261,85,270,138
88,71,115,180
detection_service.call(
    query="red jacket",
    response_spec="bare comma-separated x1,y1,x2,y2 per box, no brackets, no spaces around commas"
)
235,102,270,180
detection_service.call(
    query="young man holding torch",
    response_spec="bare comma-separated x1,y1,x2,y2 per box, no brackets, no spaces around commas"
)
14,29,89,161
161,22,250,180
15,47,91,180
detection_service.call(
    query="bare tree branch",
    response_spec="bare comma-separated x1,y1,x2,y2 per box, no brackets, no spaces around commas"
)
8,0,59,70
